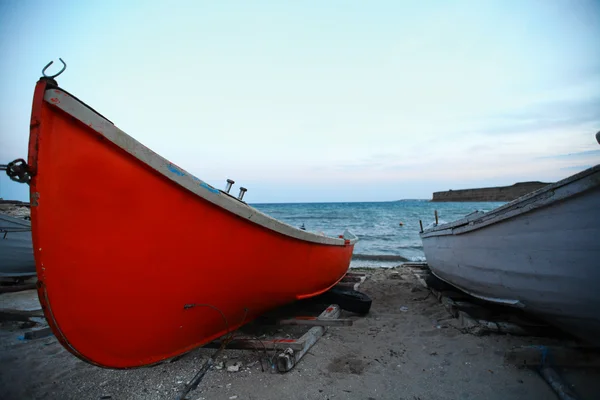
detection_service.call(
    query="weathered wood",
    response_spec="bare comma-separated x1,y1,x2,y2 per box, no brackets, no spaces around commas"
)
205,338,304,352
343,272,366,278
334,281,358,289
340,276,363,283
477,320,535,336
504,346,600,368
23,326,53,340
0,308,44,322
441,296,458,318
276,305,340,373
459,311,545,337
402,262,429,269
539,367,580,400
338,272,366,290
277,317,353,327
0,283,37,294
406,267,430,288
458,311,480,330
175,347,224,400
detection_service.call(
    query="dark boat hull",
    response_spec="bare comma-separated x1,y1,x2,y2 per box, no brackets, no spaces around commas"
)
0,214,35,278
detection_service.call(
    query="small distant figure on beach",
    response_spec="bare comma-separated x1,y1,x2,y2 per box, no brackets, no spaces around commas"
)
300,223,306,231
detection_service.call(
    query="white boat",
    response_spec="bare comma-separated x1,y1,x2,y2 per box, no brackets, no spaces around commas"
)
420,164,600,345
0,213,36,278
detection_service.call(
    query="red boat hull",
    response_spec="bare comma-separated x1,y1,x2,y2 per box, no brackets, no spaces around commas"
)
27,79,355,368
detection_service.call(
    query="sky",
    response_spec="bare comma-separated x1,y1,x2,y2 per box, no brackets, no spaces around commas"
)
1,0,599,203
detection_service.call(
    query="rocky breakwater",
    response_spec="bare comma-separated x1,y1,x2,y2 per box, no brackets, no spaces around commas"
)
432,181,551,202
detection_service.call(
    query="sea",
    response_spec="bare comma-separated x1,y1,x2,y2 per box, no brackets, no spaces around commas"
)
253,200,505,268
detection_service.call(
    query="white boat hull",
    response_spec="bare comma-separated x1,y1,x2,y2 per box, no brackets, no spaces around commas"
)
0,214,36,278
421,165,600,345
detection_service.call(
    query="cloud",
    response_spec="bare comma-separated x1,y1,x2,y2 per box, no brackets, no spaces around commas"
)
540,149,600,160
560,165,593,171
461,95,600,137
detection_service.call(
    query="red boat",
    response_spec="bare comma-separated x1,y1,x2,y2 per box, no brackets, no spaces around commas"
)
26,66,357,368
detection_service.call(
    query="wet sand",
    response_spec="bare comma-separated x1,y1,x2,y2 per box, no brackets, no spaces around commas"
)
1,267,598,400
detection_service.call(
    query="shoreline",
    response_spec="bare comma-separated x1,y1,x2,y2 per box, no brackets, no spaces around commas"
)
2,266,597,400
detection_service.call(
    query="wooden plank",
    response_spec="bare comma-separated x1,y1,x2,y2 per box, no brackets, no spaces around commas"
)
504,345,600,368
476,320,536,336
338,273,366,290
276,305,340,372
344,272,367,279
441,296,458,318
336,280,366,291
452,300,494,320
23,326,53,340
335,282,358,289
0,283,36,294
406,267,430,288
205,338,304,352
402,262,429,269
458,311,480,330
340,276,363,283
277,317,353,327
539,367,580,400
0,308,44,322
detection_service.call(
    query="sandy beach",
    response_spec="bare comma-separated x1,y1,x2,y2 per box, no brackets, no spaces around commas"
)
1,267,598,400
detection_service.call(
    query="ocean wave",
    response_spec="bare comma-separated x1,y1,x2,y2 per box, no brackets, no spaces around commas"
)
398,244,423,250
355,238,423,249
352,254,410,262
278,216,348,221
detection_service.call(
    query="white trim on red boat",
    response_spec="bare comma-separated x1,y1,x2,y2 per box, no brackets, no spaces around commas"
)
43,89,357,246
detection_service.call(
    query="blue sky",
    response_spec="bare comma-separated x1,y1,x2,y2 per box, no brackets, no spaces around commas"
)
1,0,599,203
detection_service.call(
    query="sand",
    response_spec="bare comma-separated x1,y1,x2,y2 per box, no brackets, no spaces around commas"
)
1,267,598,400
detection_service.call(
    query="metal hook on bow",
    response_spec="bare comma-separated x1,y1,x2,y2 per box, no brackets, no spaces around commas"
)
42,58,67,78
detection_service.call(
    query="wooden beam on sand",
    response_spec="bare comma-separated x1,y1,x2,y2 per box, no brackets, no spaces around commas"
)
204,338,305,352
23,326,53,340
277,317,353,327
0,308,44,322
539,367,581,400
337,272,366,290
276,304,340,373
504,345,600,368
402,262,429,269
339,275,363,283
0,283,37,294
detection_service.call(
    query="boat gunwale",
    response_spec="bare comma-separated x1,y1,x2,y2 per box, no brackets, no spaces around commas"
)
421,164,600,238
41,86,357,247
